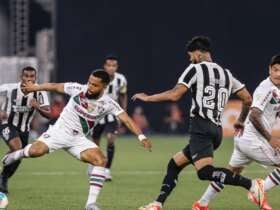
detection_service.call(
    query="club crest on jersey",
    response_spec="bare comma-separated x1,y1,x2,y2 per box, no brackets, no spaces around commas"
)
270,90,280,104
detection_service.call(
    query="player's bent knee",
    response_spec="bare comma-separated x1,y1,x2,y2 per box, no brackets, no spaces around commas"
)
9,138,23,151
95,156,107,167
28,142,49,157
197,165,214,180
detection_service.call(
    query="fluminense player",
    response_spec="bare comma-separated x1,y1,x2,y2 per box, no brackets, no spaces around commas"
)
2,69,152,210
193,55,280,210
132,36,265,210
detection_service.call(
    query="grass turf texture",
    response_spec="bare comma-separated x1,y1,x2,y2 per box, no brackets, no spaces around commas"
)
1,136,279,210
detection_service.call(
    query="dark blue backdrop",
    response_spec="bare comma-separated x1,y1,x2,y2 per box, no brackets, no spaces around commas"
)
56,0,280,132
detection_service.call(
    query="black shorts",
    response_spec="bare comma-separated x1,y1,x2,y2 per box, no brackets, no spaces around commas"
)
182,116,222,163
92,120,119,140
0,124,29,147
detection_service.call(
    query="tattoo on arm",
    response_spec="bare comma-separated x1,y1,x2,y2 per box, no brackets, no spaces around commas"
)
249,107,271,141
238,102,250,123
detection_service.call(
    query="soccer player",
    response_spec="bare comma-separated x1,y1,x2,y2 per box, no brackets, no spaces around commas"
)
91,55,127,181
192,55,280,210
2,69,152,210
132,36,264,210
0,66,51,193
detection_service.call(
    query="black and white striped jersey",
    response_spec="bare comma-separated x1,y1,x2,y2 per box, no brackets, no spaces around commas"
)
178,61,244,125
0,83,50,132
99,72,127,124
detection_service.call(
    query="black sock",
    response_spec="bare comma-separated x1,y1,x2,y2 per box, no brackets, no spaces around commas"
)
156,158,184,204
197,165,252,190
106,144,115,169
1,160,22,182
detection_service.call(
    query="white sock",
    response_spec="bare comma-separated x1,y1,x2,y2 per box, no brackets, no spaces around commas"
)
23,144,32,157
86,166,106,206
199,182,224,206
87,164,94,176
264,168,280,192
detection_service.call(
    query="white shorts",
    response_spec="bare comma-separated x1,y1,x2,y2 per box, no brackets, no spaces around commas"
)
38,125,98,160
229,136,280,167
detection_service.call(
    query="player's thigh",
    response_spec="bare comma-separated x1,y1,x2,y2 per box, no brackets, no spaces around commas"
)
229,140,252,168
0,124,22,150
67,136,106,166
173,150,191,167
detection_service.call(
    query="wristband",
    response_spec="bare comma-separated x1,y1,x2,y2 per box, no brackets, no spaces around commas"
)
138,134,147,141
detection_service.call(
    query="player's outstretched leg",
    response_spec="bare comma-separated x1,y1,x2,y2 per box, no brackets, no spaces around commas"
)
2,141,49,166
139,152,189,210
194,158,265,209
81,148,107,210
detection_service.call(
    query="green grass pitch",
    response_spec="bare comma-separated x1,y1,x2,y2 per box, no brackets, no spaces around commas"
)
1,136,279,210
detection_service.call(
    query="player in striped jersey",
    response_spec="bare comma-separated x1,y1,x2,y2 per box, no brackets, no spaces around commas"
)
0,66,51,193
133,36,265,210
2,70,151,210
92,55,127,181
193,55,280,210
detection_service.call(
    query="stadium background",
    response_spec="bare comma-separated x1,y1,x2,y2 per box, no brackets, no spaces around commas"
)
0,1,280,210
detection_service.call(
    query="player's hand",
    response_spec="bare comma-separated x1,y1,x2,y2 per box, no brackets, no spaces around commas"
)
269,137,280,150
140,139,152,152
29,99,40,110
22,82,39,94
233,121,245,137
131,93,149,102
0,111,7,121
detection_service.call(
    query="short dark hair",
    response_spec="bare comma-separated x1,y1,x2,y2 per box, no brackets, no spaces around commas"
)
91,69,110,85
22,66,37,75
186,36,211,52
270,54,280,66
104,54,119,63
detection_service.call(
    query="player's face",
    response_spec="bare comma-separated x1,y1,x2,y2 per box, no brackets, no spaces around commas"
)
86,75,107,98
21,70,36,85
269,64,280,86
103,59,118,77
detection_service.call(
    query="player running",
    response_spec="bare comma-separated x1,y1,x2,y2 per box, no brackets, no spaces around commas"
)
2,69,152,210
192,54,280,210
0,66,51,193
91,55,127,181
132,36,265,210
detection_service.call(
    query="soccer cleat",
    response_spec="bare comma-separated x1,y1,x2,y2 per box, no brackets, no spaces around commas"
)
138,201,162,210
248,192,272,210
85,203,100,210
192,201,210,210
248,179,265,208
105,169,112,182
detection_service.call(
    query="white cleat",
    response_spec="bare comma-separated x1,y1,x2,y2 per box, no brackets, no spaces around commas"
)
85,203,100,210
105,168,112,182
248,178,265,208
138,201,162,210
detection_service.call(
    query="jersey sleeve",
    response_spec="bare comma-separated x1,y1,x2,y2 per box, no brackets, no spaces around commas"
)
108,99,124,116
0,84,8,96
231,75,245,94
64,82,84,96
38,91,50,107
177,64,197,88
119,75,127,94
251,86,274,112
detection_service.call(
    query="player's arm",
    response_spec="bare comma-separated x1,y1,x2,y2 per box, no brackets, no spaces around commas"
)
0,84,8,121
117,111,152,151
249,107,271,141
132,65,195,103
119,93,127,111
22,83,65,94
132,84,188,102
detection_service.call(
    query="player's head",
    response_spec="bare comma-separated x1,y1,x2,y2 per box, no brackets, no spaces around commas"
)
186,36,212,63
103,54,119,77
269,54,280,86
86,69,110,99
21,66,37,85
